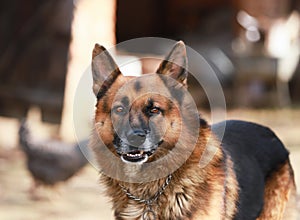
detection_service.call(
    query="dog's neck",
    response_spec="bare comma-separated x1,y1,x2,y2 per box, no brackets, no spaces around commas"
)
100,148,225,220
118,174,172,219
99,125,232,219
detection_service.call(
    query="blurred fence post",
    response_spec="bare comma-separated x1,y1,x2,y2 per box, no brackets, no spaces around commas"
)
60,0,116,142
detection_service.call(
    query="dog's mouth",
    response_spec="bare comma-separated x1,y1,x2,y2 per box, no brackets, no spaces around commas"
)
114,138,163,164
120,150,150,164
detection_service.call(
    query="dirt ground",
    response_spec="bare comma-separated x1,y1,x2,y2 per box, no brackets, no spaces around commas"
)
0,108,299,219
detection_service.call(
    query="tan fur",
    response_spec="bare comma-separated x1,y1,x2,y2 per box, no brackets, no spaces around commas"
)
90,42,297,220
95,123,239,219
257,160,297,220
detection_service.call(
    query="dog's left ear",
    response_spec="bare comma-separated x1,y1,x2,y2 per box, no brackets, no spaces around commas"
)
156,41,188,86
92,44,121,97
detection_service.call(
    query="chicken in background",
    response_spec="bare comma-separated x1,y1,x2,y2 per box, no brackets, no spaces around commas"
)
18,120,89,199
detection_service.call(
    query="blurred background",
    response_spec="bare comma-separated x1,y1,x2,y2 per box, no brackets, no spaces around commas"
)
0,0,300,219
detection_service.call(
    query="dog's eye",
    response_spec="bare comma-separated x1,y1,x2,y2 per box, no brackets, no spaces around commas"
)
113,106,125,114
150,107,161,114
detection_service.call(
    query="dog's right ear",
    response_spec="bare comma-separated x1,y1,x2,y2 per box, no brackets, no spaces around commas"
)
92,44,121,98
156,41,188,86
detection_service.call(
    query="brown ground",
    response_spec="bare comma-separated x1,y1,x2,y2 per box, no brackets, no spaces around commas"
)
0,108,299,219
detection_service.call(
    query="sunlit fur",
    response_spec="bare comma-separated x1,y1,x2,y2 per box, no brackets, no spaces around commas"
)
90,42,297,220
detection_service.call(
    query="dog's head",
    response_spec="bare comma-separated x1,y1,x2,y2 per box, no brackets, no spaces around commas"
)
92,42,198,166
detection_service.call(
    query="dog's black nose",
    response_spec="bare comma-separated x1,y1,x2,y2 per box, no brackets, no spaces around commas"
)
127,129,146,147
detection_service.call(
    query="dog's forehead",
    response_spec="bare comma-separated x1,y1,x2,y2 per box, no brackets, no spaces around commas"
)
111,73,187,108
126,74,163,88
116,74,170,99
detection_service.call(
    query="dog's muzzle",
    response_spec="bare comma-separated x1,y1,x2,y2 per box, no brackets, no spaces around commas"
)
114,129,161,164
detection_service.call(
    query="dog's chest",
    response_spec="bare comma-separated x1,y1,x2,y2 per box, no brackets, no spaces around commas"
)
118,200,144,219
117,192,191,220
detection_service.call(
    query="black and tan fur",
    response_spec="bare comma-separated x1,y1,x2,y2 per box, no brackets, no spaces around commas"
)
89,41,297,219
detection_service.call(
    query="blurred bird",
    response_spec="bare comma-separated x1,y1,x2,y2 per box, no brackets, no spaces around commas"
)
18,120,89,198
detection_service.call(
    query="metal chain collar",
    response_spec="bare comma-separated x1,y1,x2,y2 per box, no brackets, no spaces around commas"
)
119,174,172,220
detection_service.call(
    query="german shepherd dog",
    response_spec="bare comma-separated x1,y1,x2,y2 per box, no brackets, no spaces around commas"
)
90,41,297,219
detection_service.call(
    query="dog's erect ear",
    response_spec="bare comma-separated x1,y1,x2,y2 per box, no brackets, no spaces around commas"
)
92,44,121,97
156,41,188,86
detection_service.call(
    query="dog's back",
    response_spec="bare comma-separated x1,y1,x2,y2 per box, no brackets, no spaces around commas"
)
213,120,296,219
